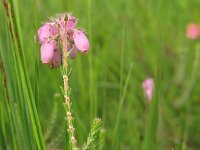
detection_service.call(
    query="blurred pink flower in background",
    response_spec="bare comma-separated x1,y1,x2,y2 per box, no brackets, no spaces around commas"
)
37,13,89,68
186,23,200,40
142,78,154,102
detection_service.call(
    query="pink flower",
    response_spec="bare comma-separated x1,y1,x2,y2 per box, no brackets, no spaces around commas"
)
67,14,77,29
73,30,89,53
186,23,200,40
142,78,154,102
38,24,56,44
41,41,56,64
37,13,89,68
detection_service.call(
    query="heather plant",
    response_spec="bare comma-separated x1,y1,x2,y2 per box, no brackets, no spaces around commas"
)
37,12,102,149
1,0,200,150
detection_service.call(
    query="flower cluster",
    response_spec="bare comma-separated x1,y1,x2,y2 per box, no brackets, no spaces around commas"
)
186,23,200,40
38,13,89,68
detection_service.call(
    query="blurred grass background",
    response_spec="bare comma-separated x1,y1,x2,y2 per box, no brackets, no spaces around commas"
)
1,0,200,149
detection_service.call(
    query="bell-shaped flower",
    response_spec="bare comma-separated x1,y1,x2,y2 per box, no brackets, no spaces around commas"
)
186,23,200,40
41,41,56,64
73,30,89,53
38,23,58,44
142,78,154,102
67,14,77,29
38,24,51,44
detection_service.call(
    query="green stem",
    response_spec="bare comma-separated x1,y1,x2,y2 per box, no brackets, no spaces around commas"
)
175,43,200,107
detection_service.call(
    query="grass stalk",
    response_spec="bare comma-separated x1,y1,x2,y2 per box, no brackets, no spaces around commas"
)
112,63,133,148
3,1,46,149
87,0,96,122
175,43,200,107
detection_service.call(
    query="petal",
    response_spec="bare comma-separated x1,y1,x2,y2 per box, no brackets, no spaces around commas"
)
38,24,58,44
41,41,56,64
38,24,51,44
52,47,61,67
49,24,58,35
67,14,77,29
73,30,89,52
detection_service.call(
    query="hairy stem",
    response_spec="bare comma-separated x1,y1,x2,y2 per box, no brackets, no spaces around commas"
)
62,37,78,150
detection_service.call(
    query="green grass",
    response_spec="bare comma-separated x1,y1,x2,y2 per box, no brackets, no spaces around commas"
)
1,0,200,149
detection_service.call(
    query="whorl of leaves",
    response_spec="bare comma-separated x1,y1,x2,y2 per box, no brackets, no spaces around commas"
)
82,118,102,150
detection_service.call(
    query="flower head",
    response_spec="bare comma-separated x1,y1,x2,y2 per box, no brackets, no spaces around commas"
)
186,23,200,40
142,78,154,102
37,13,89,68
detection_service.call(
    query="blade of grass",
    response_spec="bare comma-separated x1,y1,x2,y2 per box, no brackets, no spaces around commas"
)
33,0,39,109
12,0,45,146
4,1,46,149
1,8,34,149
87,0,96,122
181,108,189,150
175,43,200,107
6,18,35,149
142,93,159,150
142,47,160,150
112,63,133,148
0,57,17,150
0,93,7,150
